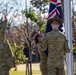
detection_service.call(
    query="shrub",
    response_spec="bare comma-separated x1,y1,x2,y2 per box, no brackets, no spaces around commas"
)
73,45,76,54
11,43,26,65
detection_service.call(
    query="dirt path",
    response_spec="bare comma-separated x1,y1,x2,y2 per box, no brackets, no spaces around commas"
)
11,63,41,75
11,63,40,71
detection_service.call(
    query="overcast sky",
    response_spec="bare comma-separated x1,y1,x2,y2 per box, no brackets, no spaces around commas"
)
1,0,31,19
1,0,76,19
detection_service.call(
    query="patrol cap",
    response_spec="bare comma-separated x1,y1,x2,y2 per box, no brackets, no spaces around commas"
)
48,16,63,25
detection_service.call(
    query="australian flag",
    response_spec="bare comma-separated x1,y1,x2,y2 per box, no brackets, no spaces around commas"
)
45,0,63,56
46,0,63,33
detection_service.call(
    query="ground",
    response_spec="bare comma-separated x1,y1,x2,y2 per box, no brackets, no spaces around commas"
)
11,61,76,75
11,63,41,75
11,63,40,71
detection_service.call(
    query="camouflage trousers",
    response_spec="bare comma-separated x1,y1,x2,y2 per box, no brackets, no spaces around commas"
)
40,60,48,75
47,64,65,75
0,66,10,75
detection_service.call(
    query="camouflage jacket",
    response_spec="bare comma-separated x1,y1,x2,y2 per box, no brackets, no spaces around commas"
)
38,29,70,65
0,20,13,69
0,20,7,43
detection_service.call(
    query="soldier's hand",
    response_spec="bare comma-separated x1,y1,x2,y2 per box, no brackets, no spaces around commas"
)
31,51,35,55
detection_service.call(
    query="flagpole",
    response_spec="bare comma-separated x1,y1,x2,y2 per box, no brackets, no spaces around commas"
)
64,0,74,75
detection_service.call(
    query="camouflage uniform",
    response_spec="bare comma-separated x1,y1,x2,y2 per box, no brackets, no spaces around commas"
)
38,29,70,75
0,21,13,75
39,50,47,75
34,43,47,75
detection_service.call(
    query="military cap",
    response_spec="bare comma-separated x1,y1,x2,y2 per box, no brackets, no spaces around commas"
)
48,16,63,25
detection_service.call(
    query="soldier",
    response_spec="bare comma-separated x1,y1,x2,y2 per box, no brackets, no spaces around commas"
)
38,17,70,75
0,13,14,75
39,49,47,75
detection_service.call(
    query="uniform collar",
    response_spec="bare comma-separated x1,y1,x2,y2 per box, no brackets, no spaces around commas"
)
52,29,59,32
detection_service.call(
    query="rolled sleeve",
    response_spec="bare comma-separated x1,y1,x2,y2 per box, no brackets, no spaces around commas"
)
64,37,70,53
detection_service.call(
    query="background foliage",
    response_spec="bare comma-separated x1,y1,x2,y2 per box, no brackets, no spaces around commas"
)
11,43,26,64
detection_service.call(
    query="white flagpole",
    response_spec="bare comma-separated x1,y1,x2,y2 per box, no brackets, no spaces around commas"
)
64,0,74,75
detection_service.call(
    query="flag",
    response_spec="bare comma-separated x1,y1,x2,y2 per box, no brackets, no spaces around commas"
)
45,0,63,56
46,0,63,33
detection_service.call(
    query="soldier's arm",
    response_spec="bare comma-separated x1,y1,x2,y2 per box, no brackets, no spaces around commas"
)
64,37,70,53
0,13,7,32
38,36,48,52
4,40,14,68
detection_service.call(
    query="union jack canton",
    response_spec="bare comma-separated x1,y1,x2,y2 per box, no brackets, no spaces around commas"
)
46,0,63,33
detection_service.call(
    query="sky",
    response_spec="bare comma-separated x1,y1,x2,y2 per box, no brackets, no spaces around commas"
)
0,0,31,18
1,0,76,20
0,0,32,24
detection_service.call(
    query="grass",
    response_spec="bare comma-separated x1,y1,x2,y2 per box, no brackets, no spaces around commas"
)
10,70,41,75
